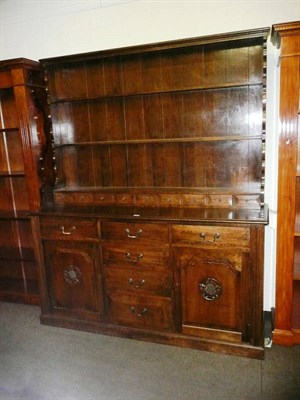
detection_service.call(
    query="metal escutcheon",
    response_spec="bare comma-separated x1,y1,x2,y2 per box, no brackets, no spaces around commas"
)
64,265,81,285
199,277,223,301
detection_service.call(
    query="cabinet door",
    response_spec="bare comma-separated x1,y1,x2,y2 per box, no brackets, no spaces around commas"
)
176,247,250,343
44,241,103,321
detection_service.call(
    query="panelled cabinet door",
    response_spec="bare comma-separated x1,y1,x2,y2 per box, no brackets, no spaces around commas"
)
176,248,250,343
44,241,104,321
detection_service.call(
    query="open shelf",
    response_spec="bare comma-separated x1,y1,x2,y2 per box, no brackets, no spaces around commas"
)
51,85,264,146
0,172,25,177
0,58,58,305
0,88,18,129
0,128,19,133
0,210,31,219
53,138,265,195
45,38,265,212
54,185,262,193
53,135,264,148
50,81,263,104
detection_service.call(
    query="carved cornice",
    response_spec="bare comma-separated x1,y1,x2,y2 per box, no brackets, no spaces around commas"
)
272,21,300,47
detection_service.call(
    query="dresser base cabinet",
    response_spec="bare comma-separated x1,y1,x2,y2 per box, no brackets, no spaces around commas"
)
39,312,264,359
34,212,266,359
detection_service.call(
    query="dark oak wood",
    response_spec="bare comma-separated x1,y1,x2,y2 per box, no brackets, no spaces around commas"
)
177,248,244,335
272,21,300,345
44,241,103,321
34,28,269,358
41,29,267,206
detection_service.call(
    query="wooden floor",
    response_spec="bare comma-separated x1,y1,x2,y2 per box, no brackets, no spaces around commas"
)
0,302,299,400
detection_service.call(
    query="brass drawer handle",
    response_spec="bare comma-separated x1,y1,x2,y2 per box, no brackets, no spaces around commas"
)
125,253,143,263
60,226,76,235
200,232,220,243
130,306,148,317
125,228,142,239
128,278,145,288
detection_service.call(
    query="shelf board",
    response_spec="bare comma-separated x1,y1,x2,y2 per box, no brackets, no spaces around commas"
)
0,171,25,177
0,210,31,219
0,256,35,262
0,127,19,133
50,81,263,105
54,185,262,194
54,135,263,148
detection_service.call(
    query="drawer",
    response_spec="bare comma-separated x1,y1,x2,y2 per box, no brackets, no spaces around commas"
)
104,267,172,297
101,221,169,245
172,225,250,248
106,293,174,331
102,243,170,269
40,217,99,240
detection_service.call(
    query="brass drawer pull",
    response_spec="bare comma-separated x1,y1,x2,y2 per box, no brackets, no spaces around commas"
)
125,228,143,239
128,278,145,288
60,226,76,235
200,232,220,243
130,306,148,317
125,253,143,263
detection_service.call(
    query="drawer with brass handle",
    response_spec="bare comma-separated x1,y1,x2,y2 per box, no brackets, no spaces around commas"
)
106,293,174,331
104,267,172,297
172,225,250,248
40,217,99,240
102,243,170,269
101,221,169,245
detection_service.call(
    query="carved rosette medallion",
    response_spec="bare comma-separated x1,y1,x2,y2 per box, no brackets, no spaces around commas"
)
199,277,223,301
64,265,81,285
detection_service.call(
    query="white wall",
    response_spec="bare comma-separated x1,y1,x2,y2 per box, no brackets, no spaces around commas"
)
0,0,299,60
1,0,299,310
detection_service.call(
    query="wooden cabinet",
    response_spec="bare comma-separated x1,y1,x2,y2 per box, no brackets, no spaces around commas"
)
272,22,300,345
173,224,263,346
34,28,269,358
43,241,103,321
40,216,103,321
0,59,48,304
101,221,174,331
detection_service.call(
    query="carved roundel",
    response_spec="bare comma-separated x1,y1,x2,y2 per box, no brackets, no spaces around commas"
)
64,265,81,285
198,277,223,301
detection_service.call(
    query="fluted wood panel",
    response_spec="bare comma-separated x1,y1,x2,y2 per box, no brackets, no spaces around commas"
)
273,21,300,345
